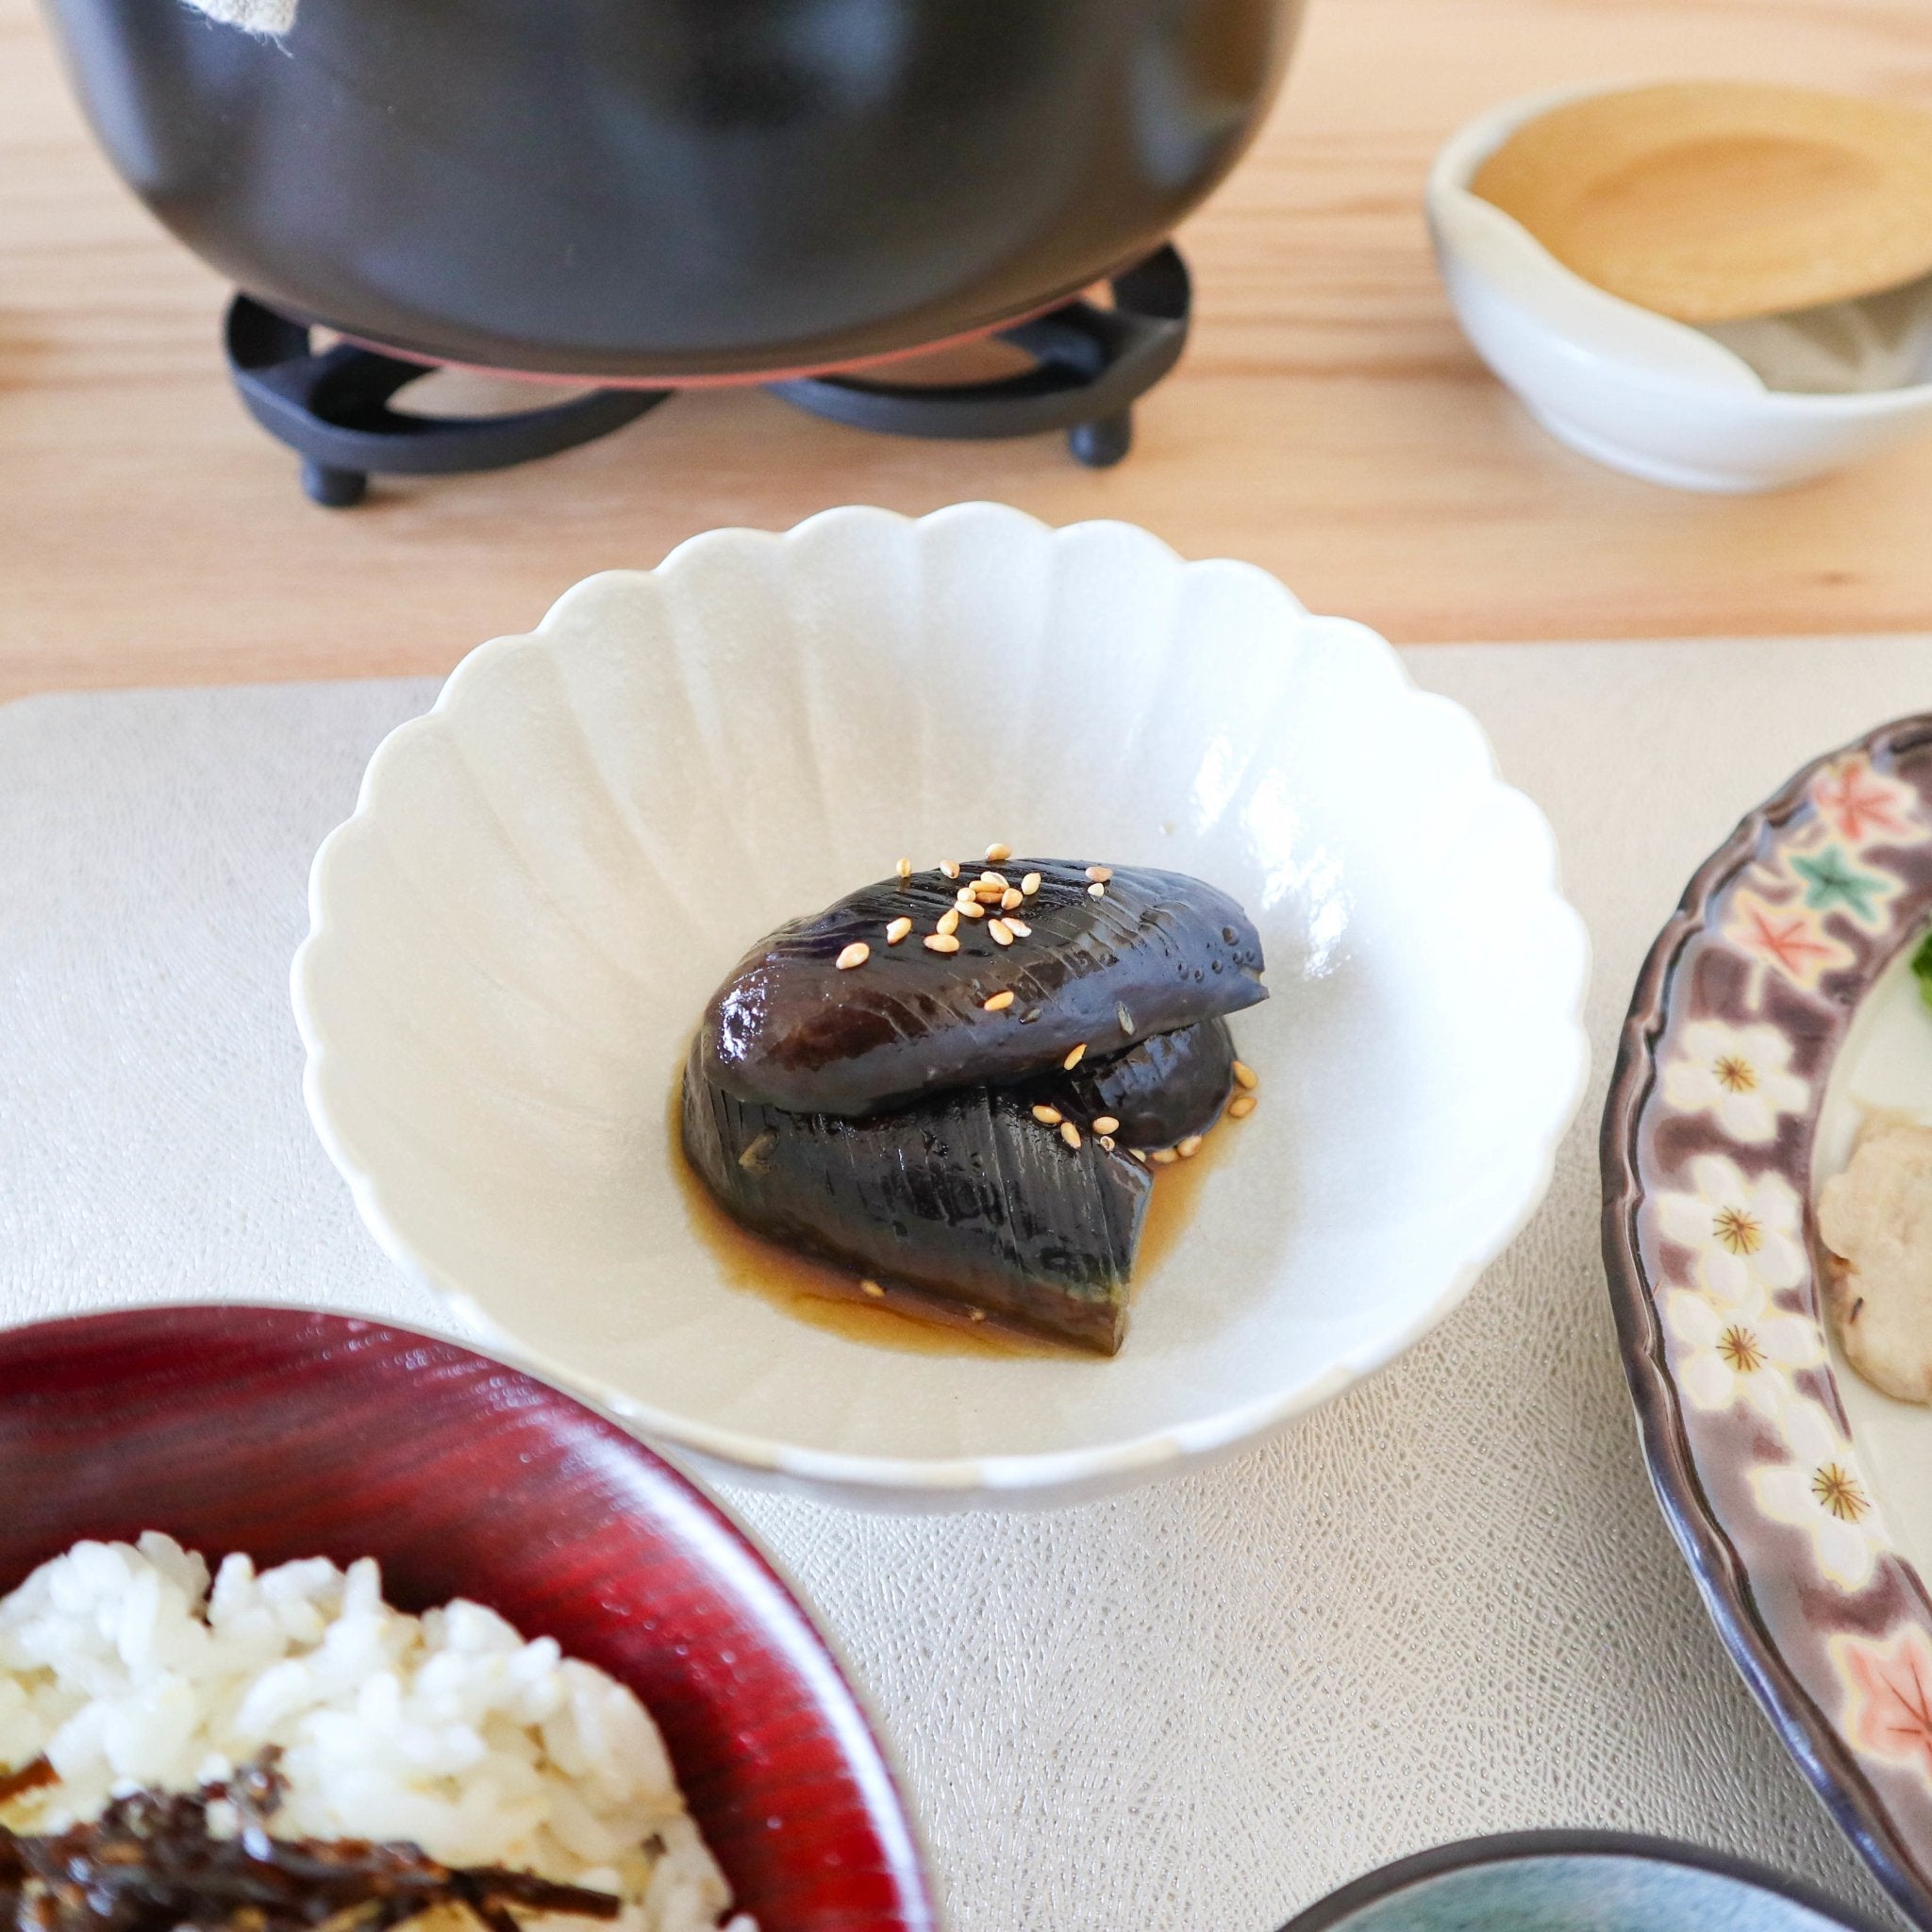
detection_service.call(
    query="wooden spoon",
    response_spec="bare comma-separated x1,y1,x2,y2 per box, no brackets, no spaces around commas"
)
1471,82,1932,324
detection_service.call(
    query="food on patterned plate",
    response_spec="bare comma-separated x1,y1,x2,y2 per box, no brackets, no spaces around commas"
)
0,1536,748,1932
1818,1113,1932,1405
682,847,1266,1353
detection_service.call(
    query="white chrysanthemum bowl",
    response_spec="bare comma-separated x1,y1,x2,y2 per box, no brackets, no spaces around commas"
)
294,504,1589,1508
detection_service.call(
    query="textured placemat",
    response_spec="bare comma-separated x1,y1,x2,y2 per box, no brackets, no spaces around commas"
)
7,639,1932,1932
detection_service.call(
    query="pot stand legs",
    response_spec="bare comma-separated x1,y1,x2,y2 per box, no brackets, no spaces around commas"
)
221,243,1191,503
224,299,672,508
771,245,1191,467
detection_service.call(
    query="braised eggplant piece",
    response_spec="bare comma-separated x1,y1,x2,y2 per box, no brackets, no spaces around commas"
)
681,1039,1150,1353
1043,1017,1236,1151
700,860,1266,1116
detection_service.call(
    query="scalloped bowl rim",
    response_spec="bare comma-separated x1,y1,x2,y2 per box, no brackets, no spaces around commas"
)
292,503,1591,1502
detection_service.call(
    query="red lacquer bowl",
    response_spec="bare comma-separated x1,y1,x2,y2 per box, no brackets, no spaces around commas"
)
0,1306,934,1932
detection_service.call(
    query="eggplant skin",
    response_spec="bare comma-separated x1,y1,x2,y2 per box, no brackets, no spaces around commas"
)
680,1040,1150,1355
700,860,1265,1117
1050,1018,1235,1150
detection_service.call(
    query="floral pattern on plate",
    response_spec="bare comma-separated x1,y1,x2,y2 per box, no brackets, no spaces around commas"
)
1605,721,1932,1924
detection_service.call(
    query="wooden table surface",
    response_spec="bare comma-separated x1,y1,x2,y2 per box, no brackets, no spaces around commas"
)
3,0,1930,704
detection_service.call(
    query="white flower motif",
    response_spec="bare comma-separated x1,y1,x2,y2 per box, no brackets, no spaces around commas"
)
1749,1394,1889,1591
1656,1154,1805,1301
1661,1020,1810,1144
1663,1280,1822,1416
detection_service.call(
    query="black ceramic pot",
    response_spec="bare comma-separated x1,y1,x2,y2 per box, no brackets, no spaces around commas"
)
42,0,1303,380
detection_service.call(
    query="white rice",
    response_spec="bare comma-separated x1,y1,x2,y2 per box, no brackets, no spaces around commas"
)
0,1534,747,1932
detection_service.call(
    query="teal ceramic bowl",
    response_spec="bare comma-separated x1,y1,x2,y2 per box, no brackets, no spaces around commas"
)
1279,1834,1888,1932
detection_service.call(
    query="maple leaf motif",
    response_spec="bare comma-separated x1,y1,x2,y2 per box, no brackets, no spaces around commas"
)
1814,762,1912,844
1739,902,1834,975
1840,1626,1932,1783
1790,846,1887,923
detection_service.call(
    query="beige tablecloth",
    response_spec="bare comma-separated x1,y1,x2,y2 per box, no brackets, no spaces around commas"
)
5,637,1929,1932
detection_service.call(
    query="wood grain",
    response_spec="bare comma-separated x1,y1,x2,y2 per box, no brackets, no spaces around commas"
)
3,0,1930,703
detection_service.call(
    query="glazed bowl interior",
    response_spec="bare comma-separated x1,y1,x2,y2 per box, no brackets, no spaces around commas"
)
294,503,1588,1504
1279,1835,1883,1932
0,1306,932,1932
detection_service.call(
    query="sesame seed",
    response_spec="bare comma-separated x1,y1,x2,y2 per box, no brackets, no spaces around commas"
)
1059,1122,1081,1149
886,916,913,944
1232,1060,1258,1091
1150,1147,1179,1165
924,933,961,954
1128,1148,1148,1164
957,885,978,905
958,901,986,920
941,858,960,878
1092,1115,1121,1135
836,941,870,970
937,908,960,936
979,871,1008,889
1177,1134,1204,1158
1021,872,1042,895
896,857,911,881
1063,1043,1086,1070
860,1279,885,1297
986,843,1012,862
969,1309,987,1322
1001,888,1024,910
1088,882,1106,898
1086,865,1112,883
1032,1105,1063,1125
1004,918,1031,937
989,919,1014,946
984,991,1016,1011
974,884,1007,903
1228,1094,1257,1119
1117,1003,1134,1035
1099,1135,1116,1151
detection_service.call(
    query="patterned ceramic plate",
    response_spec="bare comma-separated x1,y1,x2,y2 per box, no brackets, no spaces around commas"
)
1605,716,1932,1921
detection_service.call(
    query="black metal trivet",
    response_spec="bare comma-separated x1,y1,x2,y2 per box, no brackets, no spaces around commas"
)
224,245,1191,508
